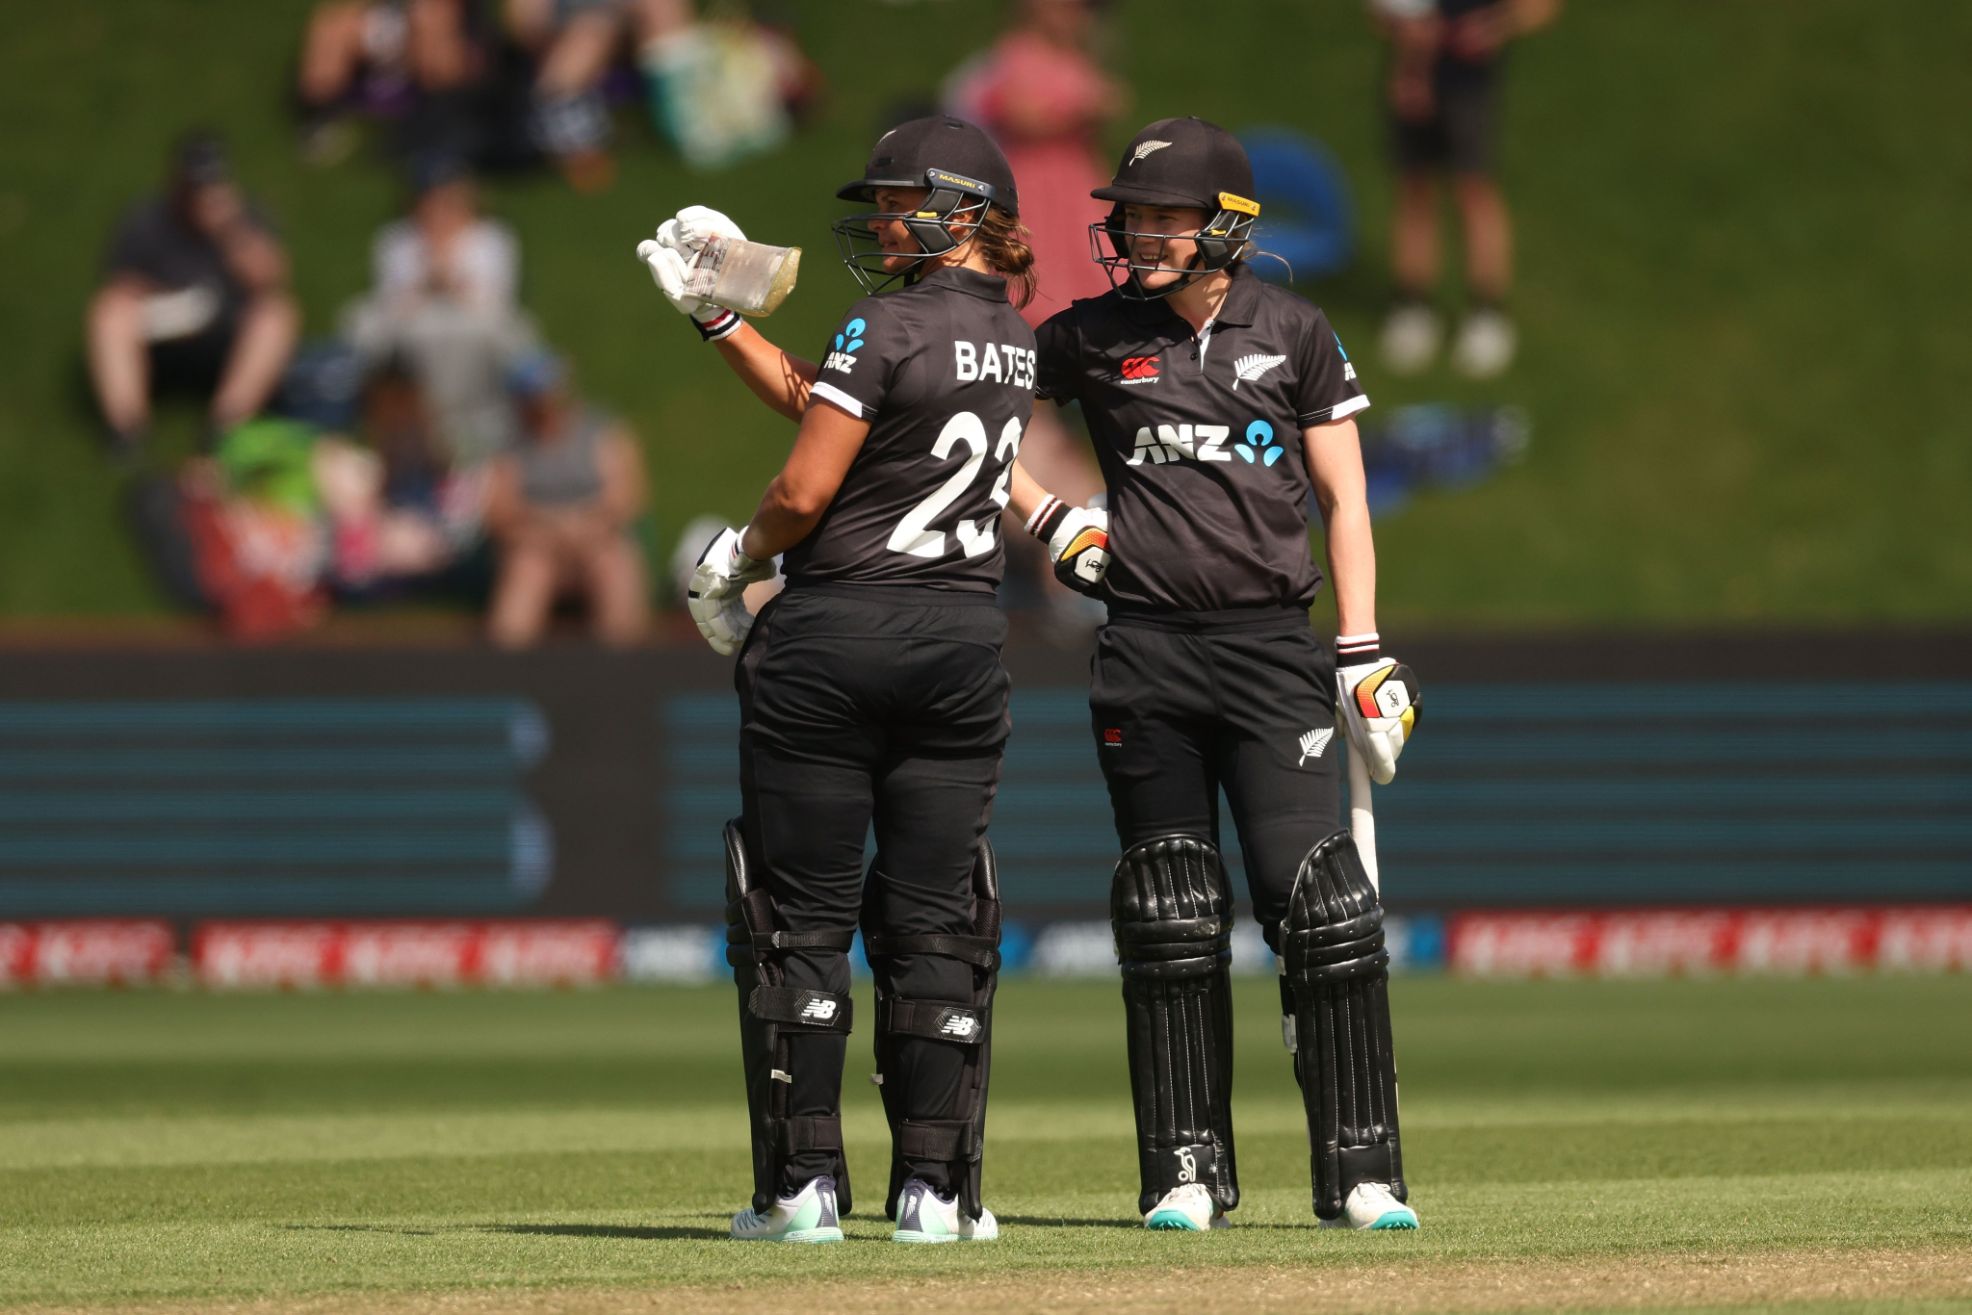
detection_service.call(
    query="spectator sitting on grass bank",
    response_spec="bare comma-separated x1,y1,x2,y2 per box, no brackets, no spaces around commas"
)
340,154,539,468
484,353,649,648
87,133,299,459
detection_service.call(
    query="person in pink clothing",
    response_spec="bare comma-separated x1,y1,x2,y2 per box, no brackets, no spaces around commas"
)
946,0,1120,619
946,0,1122,326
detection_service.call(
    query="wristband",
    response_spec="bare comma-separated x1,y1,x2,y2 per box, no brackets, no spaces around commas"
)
1336,631,1381,664
694,307,741,342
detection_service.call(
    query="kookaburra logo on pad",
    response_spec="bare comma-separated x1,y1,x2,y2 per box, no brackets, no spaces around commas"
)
1131,140,1173,165
1232,353,1287,389
1298,727,1334,765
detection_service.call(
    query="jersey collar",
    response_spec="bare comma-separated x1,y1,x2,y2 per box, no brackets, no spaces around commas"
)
913,265,1012,302
1120,263,1260,329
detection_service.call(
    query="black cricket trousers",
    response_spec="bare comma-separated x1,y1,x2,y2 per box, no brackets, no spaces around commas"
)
1089,609,1343,948
735,583,1009,1189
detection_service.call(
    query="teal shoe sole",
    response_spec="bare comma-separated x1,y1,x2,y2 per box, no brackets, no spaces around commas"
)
1145,1210,1206,1231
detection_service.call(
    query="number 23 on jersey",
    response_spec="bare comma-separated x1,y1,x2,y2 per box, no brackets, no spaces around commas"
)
887,411,1023,560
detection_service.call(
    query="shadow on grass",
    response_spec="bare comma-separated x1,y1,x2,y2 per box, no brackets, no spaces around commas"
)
282,1218,731,1241
998,1214,1322,1233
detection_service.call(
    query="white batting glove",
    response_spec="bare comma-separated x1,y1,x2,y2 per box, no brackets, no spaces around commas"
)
635,206,747,340
1335,633,1421,784
687,526,775,657
1024,496,1110,593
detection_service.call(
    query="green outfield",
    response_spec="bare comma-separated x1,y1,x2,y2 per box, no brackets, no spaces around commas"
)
2,976,1969,1312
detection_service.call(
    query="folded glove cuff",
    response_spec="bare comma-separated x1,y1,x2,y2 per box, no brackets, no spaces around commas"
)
694,308,742,342
1336,632,1381,665
1025,495,1067,541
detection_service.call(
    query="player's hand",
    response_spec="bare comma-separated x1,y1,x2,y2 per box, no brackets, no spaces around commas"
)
687,525,775,657
1026,496,1110,593
635,206,747,328
1335,637,1421,784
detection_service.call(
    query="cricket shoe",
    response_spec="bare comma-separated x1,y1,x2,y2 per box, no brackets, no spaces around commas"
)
1144,1183,1228,1231
1320,1181,1419,1231
891,1177,999,1243
730,1175,843,1243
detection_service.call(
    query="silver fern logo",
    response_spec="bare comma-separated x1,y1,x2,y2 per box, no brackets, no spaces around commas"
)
1297,727,1334,765
1232,353,1288,389
1130,140,1173,165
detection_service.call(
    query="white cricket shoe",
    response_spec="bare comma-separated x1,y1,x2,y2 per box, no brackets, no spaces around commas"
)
892,1177,999,1243
730,1174,843,1243
1144,1183,1229,1231
1379,304,1442,376
1450,308,1517,379
1320,1181,1419,1231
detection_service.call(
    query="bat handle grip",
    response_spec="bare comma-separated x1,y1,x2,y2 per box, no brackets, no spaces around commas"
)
1346,734,1379,895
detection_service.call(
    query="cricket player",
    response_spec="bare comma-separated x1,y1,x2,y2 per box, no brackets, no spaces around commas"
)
637,116,1103,1244
1002,116,1424,1232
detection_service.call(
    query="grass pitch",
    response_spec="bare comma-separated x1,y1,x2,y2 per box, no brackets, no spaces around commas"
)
2,975,1970,1312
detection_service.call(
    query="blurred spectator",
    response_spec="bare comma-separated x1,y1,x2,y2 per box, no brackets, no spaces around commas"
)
504,0,677,190
87,134,299,458
944,0,1115,630
295,0,489,165
484,353,649,647
315,357,488,593
340,155,538,467
944,0,1120,324
1372,0,1559,379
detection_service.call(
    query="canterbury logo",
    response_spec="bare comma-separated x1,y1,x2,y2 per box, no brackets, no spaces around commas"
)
1232,353,1287,389
939,1013,978,1039
1131,140,1173,165
799,998,838,1022
1298,727,1334,765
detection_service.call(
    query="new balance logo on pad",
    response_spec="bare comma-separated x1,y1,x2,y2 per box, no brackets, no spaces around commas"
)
799,998,838,1022
939,1013,979,1039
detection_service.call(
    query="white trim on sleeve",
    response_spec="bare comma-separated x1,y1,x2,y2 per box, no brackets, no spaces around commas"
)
809,380,865,419
1301,393,1371,426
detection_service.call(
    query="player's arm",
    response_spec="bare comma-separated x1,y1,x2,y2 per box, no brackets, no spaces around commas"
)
1304,416,1376,640
1008,457,1110,592
636,205,817,423
712,323,818,424
1307,417,1421,783
739,398,870,561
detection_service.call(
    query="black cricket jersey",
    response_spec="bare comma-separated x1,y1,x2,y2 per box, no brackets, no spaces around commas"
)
1034,267,1367,613
793,266,1037,592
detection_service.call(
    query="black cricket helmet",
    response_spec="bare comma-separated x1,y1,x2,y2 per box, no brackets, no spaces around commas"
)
1089,116,1259,299
833,115,1018,293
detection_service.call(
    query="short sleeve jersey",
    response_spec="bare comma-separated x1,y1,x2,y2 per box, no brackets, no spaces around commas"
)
793,266,1038,592
1034,267,1367,612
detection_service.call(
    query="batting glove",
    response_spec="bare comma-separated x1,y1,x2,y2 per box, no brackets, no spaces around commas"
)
1025,496,1110,593
1335,633,1421,784
635,205,747,341
687,525,775,657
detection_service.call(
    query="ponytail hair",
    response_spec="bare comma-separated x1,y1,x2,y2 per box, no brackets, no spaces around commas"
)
974,204,1037,310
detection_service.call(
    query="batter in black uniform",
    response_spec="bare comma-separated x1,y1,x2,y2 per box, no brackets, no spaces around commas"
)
1006,117,1424,1232
638,116,1098,1245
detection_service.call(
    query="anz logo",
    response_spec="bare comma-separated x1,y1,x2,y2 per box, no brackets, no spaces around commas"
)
822,316,867,375
1126,418,1288,470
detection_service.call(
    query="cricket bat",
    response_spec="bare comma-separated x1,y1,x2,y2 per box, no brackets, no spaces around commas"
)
1346,727,1379,895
